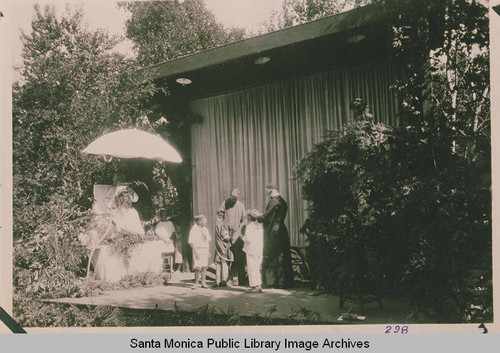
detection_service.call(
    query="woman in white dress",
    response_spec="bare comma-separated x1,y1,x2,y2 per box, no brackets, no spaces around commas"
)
113,189,144,236
242,209,264,293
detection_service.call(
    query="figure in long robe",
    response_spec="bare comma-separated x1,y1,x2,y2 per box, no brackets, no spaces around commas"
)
261,184,294,289
213,211,233,286
218,188,246,286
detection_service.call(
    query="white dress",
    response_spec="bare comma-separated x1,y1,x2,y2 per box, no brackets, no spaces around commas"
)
188,224,211,268
242,222,264,287
113,207,144,235
155,221,176,253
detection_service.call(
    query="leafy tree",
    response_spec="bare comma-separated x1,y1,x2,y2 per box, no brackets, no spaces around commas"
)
297,0,490,322
119,0,245,67
374,0,489,159
120,0,245,234
14,4,156,216
262,0,371,31
296,117,395,299
13,4,157,320
374,0,491,322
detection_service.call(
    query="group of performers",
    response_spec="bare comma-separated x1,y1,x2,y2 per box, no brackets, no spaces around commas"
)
189,184,294,293
91,173,294,292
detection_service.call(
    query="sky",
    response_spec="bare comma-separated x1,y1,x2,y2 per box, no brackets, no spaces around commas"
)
3,0,284,69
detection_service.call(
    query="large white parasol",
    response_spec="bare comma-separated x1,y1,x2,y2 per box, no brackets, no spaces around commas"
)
82,128,181,279
82,128,182,163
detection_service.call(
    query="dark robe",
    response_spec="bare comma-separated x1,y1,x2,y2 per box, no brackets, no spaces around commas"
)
262,195,294,288
214,221,233,263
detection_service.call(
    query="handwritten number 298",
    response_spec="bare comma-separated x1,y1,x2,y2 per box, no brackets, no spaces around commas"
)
385,325,408,334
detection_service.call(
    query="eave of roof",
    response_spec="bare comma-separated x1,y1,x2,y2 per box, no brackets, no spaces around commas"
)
136,4,391,83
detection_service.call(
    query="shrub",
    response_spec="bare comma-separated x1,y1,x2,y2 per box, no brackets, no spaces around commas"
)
296,119,394,296
296,116,492,322
13,291,126,328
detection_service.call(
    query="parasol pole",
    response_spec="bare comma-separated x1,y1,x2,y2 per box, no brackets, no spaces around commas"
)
102,155,113,183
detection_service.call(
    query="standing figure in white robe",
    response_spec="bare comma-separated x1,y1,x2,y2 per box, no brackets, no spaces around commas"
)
155,210,176,253
242,209,264,293
188,215,211,289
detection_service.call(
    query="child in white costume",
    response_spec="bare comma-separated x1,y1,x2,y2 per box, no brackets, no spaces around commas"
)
242,209,264,293
188,215,211,289
155,210,176,253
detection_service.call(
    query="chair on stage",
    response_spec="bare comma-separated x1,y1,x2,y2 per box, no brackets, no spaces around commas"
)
161,252,175,274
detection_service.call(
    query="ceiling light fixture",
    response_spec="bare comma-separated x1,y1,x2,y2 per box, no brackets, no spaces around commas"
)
346,34,366,44
176,77,192,85
254,56,271,65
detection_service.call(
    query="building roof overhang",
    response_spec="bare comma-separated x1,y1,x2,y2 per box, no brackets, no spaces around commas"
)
137,4,395,100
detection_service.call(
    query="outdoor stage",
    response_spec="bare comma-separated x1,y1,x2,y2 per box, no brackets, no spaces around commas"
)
47,272,412,325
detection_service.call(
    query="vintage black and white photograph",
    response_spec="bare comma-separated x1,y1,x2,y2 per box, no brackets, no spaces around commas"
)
1,0,494,330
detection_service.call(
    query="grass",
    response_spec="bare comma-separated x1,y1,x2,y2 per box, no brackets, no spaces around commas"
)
44,301,330,327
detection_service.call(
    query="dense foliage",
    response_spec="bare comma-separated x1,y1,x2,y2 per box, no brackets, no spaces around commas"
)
120,0,246,232
12,4,158,324
132,303,322,326
377,0,491,322
13,271,168,327
296,120,395,297
14,300,322,328
263,0,370,31
12,0,491,327
119,0,245,67
297,0,491,323
12,2,246,327
13,4,156,234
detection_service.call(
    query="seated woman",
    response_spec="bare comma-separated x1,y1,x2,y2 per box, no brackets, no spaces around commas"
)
107,189,173,279
112,189,145,238
86,182,172,282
